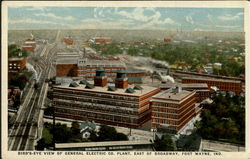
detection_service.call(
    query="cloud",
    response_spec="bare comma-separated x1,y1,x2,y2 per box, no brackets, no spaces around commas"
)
8,18,73,29
35,13,76,21
185,15,194,25
218,12,243,21
214,25,241,29
26,6,47,11
207,14,214,24
9,18,58,25
77,18,134,29
116,8,151,22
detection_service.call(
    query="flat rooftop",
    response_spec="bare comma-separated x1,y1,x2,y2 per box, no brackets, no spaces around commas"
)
78,59,126,67
55,140,152,148
153,88,193,101
54,80,158,97
9,58,25,61
182,77,241,83
181,83,208,88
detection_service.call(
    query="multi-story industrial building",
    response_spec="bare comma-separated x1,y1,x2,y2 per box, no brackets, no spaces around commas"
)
182,77,242,95
53,69,160,128
158,83,209,102
8,58,27,73
151,87,197,133
56,57,146,84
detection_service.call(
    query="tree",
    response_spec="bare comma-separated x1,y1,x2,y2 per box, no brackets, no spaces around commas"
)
97,125,117,141
115,133,128,141
36,138,46,150
154,135,175,151
97,125,128,141
71,121,81,136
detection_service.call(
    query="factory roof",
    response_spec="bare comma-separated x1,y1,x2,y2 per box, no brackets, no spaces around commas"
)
55,140,152,149
9,57,25,61
54,80,158,97
152,88,194,101
182,77,241,83
77,58,126,67
125,69,147,73
180,83,208,88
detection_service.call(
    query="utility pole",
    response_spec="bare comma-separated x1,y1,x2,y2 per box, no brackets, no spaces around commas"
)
52,104,55,150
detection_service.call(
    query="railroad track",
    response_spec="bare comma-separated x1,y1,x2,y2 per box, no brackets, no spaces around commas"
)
8,32,59,150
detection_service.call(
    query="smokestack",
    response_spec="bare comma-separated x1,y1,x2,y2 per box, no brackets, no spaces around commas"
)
94,68,107,87
115,70,128,89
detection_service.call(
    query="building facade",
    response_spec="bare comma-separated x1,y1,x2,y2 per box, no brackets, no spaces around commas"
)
53,70,160,128
8,58,27,73
151,87,197,132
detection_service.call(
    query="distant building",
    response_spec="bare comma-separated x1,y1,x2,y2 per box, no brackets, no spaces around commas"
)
53,69,161,128
151,87,197,133
22,38,36,52
8,58,27,73
63,38,74,45
22,45,36,52
164,38,172,42
93,37,112,44
182,77,242,96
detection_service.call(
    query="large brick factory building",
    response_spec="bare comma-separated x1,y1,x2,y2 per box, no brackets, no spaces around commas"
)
53,69,161,128
151,87,197,133
56,55,146,84
182,77,242,95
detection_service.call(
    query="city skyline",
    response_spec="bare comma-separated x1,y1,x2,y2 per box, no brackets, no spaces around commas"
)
8,6,244,32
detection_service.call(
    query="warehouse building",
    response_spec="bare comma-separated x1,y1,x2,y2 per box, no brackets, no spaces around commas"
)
53,69,161,128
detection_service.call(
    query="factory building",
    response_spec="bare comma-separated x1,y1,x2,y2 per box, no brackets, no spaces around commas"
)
151,87,197,133
22,38,36,52
77,58,126,79
53,69,161,128
182,77,242,96
8,58,27,73
56,56,146,84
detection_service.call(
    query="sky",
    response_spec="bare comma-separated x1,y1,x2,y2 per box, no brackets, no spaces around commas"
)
8,6,244,32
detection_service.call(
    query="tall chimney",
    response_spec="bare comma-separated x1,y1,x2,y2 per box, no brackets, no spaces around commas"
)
115,70,128,89
94,68,107,87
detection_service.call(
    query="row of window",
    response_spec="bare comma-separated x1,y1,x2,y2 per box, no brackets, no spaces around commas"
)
9,63,21,66
152,119,178,126
55,101,138,115
54,91,139,102
55,99,137,112
54,95,138,108
56,107,138,124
